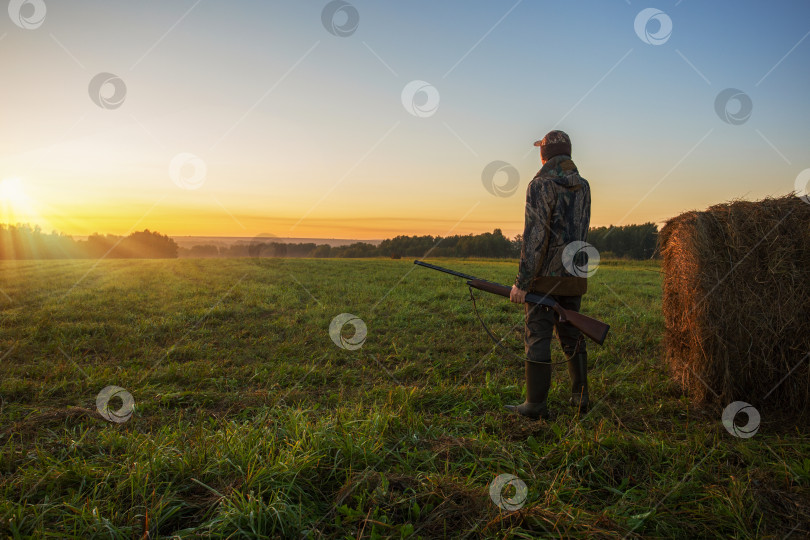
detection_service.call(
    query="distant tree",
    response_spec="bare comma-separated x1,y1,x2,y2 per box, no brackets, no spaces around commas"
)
83,233,120,258
588,223,658,259
312,244,331,258
117,230,178,258
511,234,522,258
0,224,82,259
189,244,219,257
287,243,317,257
270,242,288,257
331,242,378,258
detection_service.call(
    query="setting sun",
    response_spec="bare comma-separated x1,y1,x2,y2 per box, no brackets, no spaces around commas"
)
0,177,26,202
0,177,37,223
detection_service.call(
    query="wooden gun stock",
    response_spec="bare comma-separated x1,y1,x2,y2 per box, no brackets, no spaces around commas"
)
466,279,610,345
552,306,610,346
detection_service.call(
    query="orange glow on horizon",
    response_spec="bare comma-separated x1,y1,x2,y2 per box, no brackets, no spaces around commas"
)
8,204,670,241
2,177,695,241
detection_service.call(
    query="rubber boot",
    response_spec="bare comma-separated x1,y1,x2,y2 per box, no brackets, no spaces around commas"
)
567,352,589,414
504,360,551,420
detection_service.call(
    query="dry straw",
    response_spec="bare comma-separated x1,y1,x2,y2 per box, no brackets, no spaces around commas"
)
659,194,810,410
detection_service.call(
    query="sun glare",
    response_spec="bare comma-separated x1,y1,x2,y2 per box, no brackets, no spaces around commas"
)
1,177,26,202
1,177,36,222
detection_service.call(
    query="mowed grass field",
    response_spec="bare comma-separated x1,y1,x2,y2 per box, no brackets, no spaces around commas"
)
0,258,808,538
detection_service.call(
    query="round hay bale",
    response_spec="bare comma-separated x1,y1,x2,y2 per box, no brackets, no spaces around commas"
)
659,194,810,410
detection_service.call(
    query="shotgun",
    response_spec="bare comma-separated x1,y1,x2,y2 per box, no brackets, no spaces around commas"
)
414,260,610,345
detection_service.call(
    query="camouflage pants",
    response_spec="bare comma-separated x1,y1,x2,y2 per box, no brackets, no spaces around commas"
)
524,295,586,364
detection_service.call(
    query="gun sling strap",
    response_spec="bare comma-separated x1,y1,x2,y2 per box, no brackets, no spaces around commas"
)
467,285,578,366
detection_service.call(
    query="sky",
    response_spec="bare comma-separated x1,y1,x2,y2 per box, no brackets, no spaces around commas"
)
1,0,809,240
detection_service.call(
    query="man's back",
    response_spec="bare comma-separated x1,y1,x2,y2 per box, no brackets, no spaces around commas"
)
516,154,591,296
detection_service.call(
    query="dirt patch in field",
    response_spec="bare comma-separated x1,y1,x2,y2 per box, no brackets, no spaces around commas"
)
483,505,631,538
179,475,244,516
416,477,490,536
1,406,102,439
747,467,810,536
328,470,491,537
425,435,482,461
499,413,552,441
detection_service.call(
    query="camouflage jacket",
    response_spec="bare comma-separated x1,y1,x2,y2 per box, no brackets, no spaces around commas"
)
515,155,591,295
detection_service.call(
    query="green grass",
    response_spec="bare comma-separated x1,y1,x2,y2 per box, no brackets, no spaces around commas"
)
0,258,807,538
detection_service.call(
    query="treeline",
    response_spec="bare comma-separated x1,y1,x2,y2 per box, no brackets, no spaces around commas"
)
0,224,178,259
587,223,658,259
1,222,659,260
186,229,520,260
378,229,518,258
187,224,659,260
187,241,338,258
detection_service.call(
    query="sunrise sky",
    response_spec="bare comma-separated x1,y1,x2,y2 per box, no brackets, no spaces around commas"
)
2,1,809,239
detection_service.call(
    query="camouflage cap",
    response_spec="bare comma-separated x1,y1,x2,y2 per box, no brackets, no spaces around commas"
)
534,130,572,161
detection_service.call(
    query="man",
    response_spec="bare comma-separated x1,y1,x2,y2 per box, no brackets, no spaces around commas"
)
506,130,591,420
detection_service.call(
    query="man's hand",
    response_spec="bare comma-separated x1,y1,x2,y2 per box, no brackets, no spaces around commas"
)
510,285,527,304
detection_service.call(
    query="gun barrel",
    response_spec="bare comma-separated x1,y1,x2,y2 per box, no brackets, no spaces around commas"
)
413,260,476,280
